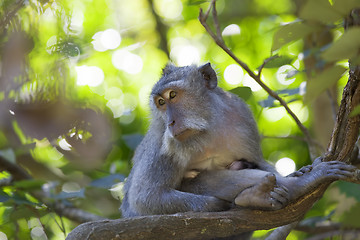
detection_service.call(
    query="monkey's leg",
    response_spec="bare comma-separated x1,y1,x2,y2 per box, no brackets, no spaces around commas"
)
180,169,286,205
181,161,357,211
234,173,288,210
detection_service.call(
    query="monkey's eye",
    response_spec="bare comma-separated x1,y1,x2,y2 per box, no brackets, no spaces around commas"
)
169,91,177,99
158,98,166,106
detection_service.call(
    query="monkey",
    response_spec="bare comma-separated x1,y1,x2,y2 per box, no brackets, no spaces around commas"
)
121,63,357,220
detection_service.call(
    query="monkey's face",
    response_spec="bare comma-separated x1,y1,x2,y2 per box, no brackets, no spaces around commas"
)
150,63,218,143
153,87,209,142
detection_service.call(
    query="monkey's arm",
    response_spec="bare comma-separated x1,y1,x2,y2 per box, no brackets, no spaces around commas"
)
122,141,230,217
181,169,288,210
181,160,357,210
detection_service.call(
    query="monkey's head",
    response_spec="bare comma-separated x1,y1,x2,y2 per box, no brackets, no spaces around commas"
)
150,63,218,143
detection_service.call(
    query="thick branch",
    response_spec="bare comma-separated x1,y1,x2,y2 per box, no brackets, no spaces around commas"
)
66,185,325,240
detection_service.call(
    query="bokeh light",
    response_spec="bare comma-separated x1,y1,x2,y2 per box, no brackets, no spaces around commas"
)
222,24,241,36
224,64,244,85
263,107,286,122
275,157,296,176
76,65,104,87
170,44,200,66
154,0,183,20
0,232,7,240
59,138,72,151
92,29,121,52
31,227,47,240
276,65,296,86
112,50,143,74
243,73,262,91
101,29,121,50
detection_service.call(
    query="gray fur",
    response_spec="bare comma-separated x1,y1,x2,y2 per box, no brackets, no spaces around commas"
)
121,63,273,217
121,63,357,226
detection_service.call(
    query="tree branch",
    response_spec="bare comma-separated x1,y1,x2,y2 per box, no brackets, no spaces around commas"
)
147,0,170,57
66,185,326,240
198,0,318,159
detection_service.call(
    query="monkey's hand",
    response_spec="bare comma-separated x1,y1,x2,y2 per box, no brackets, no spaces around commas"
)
286,157,324,177
286,165,313,177
234,173,289,210
300,161,357,187
275,160,357,202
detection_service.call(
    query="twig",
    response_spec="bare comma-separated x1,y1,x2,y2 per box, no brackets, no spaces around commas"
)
258,55,279,77
266,222,299,240
211,0,223,44
198,0,318,159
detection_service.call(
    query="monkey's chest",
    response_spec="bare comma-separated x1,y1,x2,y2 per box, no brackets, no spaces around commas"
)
187,145,235,171
186,133,253,172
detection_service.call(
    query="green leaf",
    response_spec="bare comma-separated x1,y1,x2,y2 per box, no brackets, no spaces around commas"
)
0,190,10,202
322,27,360,62
272,22,322,51
230,87,252,101
340,202,360,227
299,0,342,23
337,181,360,201
10,205,46,221
14,179,45,190
261,55,294,69
304,65,346,103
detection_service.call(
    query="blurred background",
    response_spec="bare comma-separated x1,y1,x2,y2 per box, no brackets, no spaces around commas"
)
1,0,360,239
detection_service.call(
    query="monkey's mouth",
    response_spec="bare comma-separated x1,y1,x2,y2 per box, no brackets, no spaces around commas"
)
174,129,198,142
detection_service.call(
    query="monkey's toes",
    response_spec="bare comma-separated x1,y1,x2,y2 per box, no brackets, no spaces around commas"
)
259,173,277,192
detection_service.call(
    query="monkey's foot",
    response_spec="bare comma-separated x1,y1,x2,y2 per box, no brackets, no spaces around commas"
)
234,173,288,210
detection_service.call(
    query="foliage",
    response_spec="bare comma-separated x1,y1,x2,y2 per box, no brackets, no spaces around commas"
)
0,0,360,239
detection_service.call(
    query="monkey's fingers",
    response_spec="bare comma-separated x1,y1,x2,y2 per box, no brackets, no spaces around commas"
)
273,185,288,198
327,169,356,179
258,173,277,192
322,161,356,170
287,165,313,177
313,161,356,175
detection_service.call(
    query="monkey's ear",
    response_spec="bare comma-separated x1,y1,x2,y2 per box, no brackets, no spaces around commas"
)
198,63,217,89
162,64,176,76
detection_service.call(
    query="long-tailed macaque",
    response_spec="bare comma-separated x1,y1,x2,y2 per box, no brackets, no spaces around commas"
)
121,63,356,219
